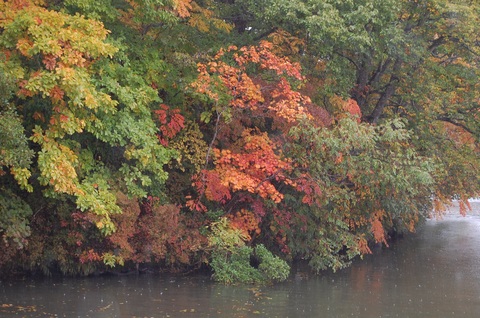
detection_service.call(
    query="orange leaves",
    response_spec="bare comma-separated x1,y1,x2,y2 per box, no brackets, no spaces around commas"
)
192,41,311,124
204,129,293,204
189,42,317,212
233,41,304,80
330,95,362,122
173,0,193,18
269,78,313,123
227,209,261,241
15,38,34,56
370,210,389,247
459,199,471,217
343,99,362,122
356,236,372,255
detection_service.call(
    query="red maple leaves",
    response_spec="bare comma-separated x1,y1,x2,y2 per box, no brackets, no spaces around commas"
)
154,104,185,146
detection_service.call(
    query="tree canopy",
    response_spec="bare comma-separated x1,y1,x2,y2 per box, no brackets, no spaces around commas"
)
1,0,478,282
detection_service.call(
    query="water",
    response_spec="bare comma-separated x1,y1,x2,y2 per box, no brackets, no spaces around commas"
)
2,202,480,317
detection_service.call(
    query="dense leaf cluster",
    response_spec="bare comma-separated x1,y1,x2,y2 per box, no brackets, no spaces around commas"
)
0,0,478,283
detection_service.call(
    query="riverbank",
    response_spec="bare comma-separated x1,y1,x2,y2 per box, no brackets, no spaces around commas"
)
3,207,480,317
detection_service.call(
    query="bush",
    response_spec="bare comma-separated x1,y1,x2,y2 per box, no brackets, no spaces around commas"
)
210,244,290,284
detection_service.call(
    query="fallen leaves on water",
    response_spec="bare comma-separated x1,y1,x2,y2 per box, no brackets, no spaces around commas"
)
179,308,196,313
0,303,37,313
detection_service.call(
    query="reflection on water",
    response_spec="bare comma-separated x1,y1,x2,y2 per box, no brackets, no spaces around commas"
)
2,206,480,317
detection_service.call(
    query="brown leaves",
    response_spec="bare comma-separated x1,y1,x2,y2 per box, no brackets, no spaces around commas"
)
42,54,57,70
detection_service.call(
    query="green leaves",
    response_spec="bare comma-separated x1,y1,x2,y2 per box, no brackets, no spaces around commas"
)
286,115,435,271
0,189,32,248
0,1,176,239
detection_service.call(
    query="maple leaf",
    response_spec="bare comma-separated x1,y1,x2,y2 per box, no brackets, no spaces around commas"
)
155,105,185,146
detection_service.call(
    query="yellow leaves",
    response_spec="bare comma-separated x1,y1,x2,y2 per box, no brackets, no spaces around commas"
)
10,167,33,192
187,1,233,33
268,29,306,56
32,127,81,195
84,92,98,109
56,65,75,82
2,1,120,140
15,38,34,56
5,2,117,63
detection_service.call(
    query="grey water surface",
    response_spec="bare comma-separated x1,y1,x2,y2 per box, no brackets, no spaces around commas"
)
1,202,480,317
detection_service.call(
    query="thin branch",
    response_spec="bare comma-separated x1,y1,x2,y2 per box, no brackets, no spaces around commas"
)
436,116,477,137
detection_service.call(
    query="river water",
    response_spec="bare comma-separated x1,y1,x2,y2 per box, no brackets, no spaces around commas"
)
1,201,480,317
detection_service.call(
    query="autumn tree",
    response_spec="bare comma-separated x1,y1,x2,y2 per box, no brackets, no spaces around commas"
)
0,0,477,282
0,0,177,270
219,0,479,209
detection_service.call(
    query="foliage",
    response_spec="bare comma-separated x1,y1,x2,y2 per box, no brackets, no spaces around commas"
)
287,116,435,269
0,0,478,282
0,189,32,249
0,0,176,236
208,217,289,284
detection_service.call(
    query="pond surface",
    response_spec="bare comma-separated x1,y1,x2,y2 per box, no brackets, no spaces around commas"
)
2,202,480,317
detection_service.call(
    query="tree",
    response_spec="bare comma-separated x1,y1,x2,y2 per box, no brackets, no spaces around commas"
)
0,0,477,281
0,0,176,269
218,0,479,208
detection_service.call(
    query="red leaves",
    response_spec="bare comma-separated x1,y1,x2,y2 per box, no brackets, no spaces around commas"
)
209,129,293,203
79,249,102,264
199,170,231,203
154,104,185,146
294,175,323,205
344,99,362,122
